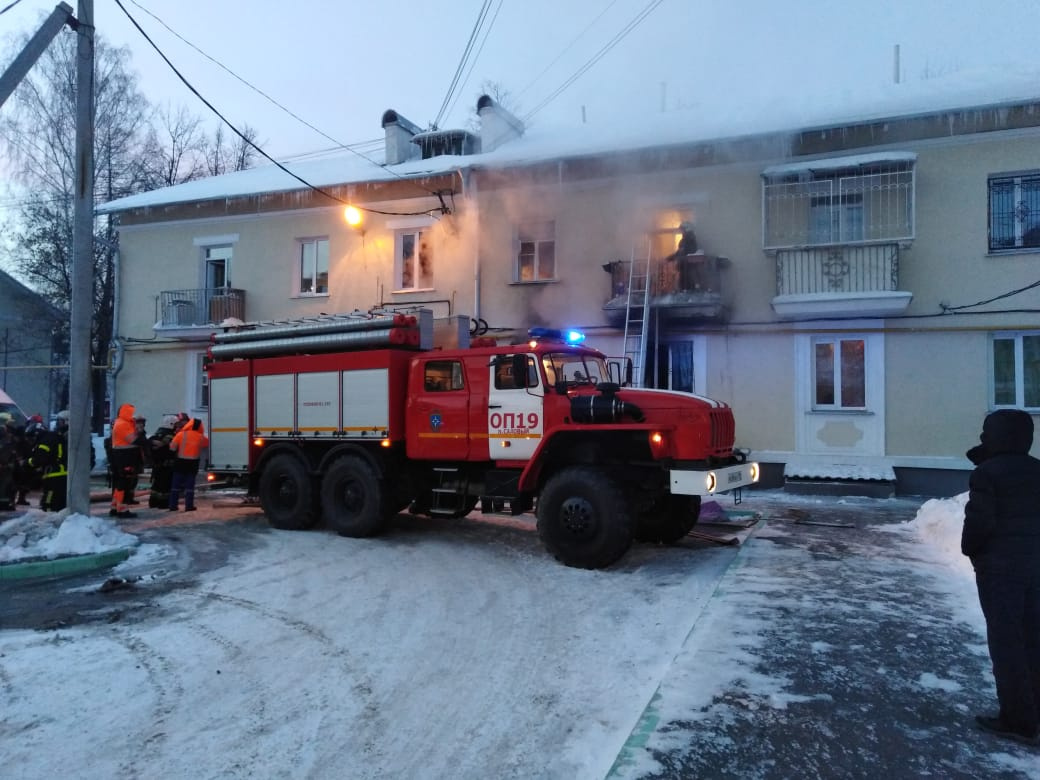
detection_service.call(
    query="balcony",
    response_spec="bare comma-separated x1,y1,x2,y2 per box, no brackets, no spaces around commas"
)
157,288,246,332
771,244,911,319
602,254,727,327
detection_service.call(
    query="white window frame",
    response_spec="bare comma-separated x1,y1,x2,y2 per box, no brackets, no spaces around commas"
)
990,331,1040,411
394,229,433,291
515,220,556,282
296,236,330,297
810,335,867,410
190,351,209,413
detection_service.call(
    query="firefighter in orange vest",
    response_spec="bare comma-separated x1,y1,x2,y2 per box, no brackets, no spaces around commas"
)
168,417,209,511
109,403,140,518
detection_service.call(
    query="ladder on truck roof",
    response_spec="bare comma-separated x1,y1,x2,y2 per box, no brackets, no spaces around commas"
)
622,240,652,388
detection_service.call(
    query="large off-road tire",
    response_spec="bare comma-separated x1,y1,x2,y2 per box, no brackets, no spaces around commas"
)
258,454,318,530
321,455,385,537
634,494,702,544
536,467,633,569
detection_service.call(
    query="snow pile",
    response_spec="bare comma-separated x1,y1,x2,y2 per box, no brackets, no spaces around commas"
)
890,491,984,634
0,510,138,563
902,492,971,572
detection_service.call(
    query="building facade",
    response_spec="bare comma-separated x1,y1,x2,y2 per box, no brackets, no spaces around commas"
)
101,89,1040,496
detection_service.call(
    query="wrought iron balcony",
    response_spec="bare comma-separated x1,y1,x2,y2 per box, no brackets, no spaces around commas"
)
602,254,727,326
772,243,911,318
158,288,246,328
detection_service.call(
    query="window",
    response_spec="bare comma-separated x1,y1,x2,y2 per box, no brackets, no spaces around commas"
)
423,360,464,392
812,337,865,409
195,352,210,410
397,230,433,290
991,333,1040,409
763,155,914,249
204,245,232,288
298,237,329,295
988,173,1040,251
494,356,538,389
516,221,555,281
810,193,864,244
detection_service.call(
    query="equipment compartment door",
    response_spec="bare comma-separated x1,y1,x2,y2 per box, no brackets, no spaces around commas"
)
487,353,543,461
209,376,249,469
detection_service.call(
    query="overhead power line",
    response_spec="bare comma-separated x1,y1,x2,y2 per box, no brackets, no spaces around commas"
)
112,0,443,217
434,0,493,128
0,0,25,17
444,0,505,123
124,0,437,196
524,0,666,123
515,0,620,101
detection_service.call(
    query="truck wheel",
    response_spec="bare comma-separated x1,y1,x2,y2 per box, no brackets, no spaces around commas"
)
635,495,702,544
536,467,633,569
321,456,385,537
258,454,317,530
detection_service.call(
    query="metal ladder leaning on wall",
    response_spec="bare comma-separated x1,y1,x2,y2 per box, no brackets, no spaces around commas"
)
622,240,652,388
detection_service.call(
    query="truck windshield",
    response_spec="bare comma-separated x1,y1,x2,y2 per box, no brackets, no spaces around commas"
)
542,353,609,387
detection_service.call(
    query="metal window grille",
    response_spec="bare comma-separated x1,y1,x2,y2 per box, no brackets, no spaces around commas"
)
764,163,914,249
988,174,1040,251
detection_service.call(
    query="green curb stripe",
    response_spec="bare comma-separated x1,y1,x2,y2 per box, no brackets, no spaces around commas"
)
605,518,765,778
0,547,132,581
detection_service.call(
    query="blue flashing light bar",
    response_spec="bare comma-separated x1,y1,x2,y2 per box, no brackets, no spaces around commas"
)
528,327,586,345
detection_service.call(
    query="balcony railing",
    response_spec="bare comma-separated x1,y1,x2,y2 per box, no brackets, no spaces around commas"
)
159,288,246,327
603,255,726,325
775,244,899,296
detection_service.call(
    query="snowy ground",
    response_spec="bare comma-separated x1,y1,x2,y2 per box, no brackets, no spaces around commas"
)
0,491,1036,779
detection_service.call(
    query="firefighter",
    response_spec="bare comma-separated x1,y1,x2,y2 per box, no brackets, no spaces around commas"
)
109,403,140,518
147,413,184,508
29,410,69,511
0,414,15,508
123,416,149,505
168,417,209,512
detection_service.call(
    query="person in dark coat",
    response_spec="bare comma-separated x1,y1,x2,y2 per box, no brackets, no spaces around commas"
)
962,408,1040,746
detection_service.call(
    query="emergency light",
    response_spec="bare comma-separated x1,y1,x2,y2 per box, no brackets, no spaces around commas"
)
527,327,586,345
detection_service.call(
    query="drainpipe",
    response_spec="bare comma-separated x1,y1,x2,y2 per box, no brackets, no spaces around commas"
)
457,167,480,321
99,238,123,412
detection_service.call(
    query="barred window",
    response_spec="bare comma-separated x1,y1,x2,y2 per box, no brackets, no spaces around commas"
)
988,173,1040,251
763,155,914,249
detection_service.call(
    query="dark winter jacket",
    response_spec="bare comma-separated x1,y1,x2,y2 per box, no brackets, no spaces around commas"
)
961,409,1040,571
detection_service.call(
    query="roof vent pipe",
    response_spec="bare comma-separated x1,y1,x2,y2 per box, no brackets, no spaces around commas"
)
476,95,524,153
381,109,422,165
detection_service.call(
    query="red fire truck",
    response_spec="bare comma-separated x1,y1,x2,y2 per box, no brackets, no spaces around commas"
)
205,310,758,568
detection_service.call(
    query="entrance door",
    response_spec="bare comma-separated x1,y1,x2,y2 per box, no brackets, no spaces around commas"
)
794,329,886,461
487,354,543,461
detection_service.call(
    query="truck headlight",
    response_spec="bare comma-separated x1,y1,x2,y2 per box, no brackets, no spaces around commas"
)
705,472,717,493
749,462,760,483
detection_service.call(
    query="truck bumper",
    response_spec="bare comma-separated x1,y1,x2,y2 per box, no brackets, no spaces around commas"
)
670,462,760,496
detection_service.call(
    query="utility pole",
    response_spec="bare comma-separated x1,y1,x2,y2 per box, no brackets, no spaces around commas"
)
68,0,94,514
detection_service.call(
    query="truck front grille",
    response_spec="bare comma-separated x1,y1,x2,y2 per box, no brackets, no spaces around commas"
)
709,408,735,454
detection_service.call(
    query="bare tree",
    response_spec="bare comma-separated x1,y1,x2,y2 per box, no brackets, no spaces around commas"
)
205,122,261,176
0,30,151,428
142,103,207,187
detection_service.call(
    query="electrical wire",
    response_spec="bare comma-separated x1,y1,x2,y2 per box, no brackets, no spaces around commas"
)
514,0,620,101
0,0,25,17
443,0,505,124
523,0,666,123
940,277,1040,311
434,0,492,129
123,0,441,197
112,0,443,217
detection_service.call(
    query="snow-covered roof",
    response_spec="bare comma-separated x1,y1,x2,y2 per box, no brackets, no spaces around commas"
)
97,66,1040,215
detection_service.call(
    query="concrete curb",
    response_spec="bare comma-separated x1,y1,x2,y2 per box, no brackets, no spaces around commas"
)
0,547,132,581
